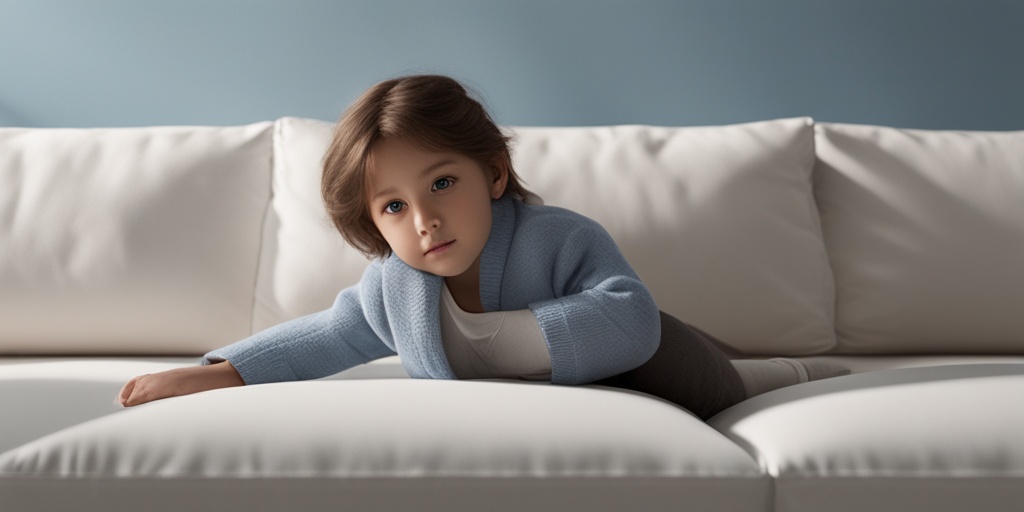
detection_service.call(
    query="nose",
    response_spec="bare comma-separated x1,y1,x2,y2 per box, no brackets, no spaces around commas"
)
414,205,441,236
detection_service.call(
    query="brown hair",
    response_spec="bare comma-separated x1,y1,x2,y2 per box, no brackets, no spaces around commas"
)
321,74,535,259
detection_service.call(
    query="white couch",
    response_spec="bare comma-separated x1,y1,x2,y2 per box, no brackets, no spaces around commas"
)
1,117,1022,512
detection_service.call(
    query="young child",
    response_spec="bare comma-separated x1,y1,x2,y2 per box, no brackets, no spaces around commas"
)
118,75,847,419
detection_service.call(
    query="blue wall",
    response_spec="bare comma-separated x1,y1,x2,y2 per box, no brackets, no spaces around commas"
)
2,0,1022,130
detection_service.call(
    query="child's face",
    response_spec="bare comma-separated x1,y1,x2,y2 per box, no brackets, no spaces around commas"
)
366,137,507,279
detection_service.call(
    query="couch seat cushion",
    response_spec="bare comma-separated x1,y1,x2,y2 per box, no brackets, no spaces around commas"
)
708,363,1024,512
0,356,410,456
0,357,198,456
1,379,770,512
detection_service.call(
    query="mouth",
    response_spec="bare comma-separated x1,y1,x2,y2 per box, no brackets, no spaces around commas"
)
424,239,455,255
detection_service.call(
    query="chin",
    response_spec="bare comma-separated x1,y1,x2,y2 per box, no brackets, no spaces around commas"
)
429,261,474,278
403,260,463,278
431,266,469,278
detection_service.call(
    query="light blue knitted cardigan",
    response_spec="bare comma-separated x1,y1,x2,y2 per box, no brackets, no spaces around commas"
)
202,196,661,386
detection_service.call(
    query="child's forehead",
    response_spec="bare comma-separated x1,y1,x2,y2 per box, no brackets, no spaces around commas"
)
370,136,453,162
367,138,471,176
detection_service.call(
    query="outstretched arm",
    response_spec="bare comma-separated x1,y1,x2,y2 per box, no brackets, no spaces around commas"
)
118,360,244,407
118,262,396,406
199,262,396,385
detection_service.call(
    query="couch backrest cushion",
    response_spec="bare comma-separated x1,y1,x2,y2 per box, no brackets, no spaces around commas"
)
251,118,372,333
0,123,273,355
263,117,835,355
814,122,1024,354
510,119,834,355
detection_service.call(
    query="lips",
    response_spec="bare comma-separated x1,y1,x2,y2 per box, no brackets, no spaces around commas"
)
424,239,455,255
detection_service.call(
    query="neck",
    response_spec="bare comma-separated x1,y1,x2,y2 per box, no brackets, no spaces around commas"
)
444,255,484,313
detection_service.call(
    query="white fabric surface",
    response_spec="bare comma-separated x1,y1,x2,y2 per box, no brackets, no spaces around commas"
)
512,118,834,355
790,354,1024,374
261,117,835,356
1,379,762,478
0,356,409,456
4,353,1016,458
439,282,551,381
0,379,770,512
251,117,372,333
814,122,1024,354
0,123,273,354
0,358,197,455
708,363,1024,512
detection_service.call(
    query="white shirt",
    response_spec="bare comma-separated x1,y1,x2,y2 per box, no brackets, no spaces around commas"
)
439,283,552,381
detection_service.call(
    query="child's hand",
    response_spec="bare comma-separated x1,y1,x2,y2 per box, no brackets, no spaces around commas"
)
117,361,245,407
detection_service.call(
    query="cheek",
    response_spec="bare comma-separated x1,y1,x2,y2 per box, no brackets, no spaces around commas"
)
378,221,418,256
372,220,399,247
470,201,493,238
378,224,401,245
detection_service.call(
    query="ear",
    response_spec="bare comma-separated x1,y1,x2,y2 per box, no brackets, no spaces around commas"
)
489,155,510,199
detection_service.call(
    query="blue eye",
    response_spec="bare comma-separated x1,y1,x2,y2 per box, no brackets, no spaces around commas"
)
432,177,454,191
384,201,404,214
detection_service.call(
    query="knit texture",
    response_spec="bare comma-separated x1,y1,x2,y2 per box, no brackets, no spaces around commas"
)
203,196,661,386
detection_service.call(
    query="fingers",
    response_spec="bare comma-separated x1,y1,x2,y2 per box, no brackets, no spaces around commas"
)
117,374,150,407
117,376,137,407
118,371,184,407
117,365,237,408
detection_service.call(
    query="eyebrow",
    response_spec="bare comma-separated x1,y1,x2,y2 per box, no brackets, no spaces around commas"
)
370,159,456,201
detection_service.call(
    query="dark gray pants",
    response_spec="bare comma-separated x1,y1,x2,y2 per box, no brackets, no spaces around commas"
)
594,311,746,420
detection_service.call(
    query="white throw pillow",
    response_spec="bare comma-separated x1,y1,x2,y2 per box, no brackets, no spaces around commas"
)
815,122,1024,354
0,123,273,354
262,117,835,355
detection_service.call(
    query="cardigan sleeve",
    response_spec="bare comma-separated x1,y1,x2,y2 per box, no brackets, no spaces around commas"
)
527,220,661,386
201,262,397,385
